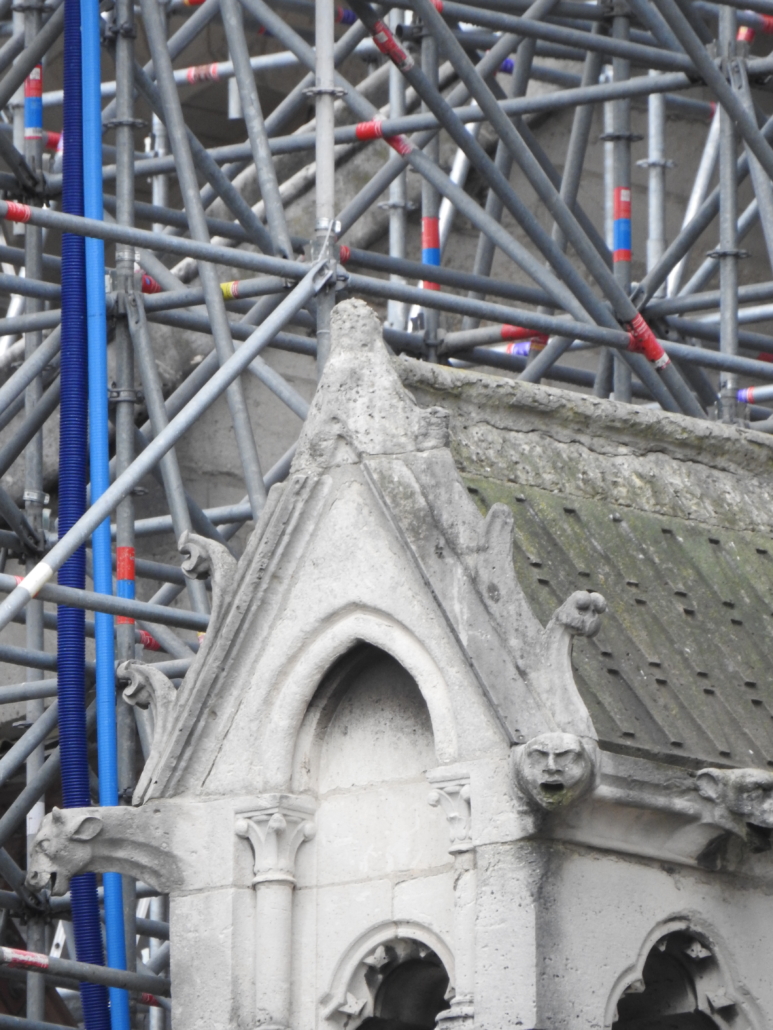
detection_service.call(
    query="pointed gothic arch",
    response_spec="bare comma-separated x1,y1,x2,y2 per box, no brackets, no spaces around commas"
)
256,607,460,792
606,919,761,1030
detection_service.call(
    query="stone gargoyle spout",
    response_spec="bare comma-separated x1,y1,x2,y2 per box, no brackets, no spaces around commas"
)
522,589,607,740
696,766,773,843
26,805,182,896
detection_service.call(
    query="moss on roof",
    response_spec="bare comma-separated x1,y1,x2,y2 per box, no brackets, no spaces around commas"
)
398,359,773,770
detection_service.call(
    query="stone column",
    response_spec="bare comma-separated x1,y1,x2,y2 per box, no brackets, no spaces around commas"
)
428,774,475,1029
235,795,316,1030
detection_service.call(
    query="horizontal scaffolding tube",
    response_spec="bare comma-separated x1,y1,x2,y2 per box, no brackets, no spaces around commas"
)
0,201,307,280
0,573,207,632
0,947,170,998
0,264,329,634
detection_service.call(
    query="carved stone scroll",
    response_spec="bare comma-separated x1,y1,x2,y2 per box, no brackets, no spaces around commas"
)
427,777,472,853
119,660,179,805
178,530,238,633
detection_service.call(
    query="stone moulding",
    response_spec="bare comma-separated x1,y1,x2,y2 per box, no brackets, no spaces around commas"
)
427,772,473,852
543,750,773,874
234,794,316,886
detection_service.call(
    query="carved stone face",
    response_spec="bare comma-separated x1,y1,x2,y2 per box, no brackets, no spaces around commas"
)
26,808,103,896
514,732,595,810
696,768,773,829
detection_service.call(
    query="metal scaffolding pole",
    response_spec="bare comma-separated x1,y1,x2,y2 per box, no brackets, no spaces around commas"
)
1,0,773,1018
718,3,739,422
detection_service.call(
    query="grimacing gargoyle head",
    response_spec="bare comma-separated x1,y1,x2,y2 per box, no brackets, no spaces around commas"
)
696,767,773,829
513,731,597,811
26,807,104,896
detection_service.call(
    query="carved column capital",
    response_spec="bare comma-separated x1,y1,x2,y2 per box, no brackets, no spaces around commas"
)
235,794,316,886
427,773,472,853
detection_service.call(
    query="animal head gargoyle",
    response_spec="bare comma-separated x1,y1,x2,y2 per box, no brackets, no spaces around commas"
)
26,804,182,894
549,590,607,639
513,732,598,810
26,808,104,896
696,767,773,846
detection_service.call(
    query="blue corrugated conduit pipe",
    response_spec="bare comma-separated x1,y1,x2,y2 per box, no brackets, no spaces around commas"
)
58,0,111,1026
81,0,131,1023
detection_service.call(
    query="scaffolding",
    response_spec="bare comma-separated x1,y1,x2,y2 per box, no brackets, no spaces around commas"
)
0,0,770,1023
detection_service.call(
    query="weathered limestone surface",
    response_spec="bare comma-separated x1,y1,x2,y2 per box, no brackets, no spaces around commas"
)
399,361,773,533
24,300,773,1030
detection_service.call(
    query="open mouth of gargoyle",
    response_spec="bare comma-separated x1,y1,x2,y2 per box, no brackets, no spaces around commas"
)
540,782,565,795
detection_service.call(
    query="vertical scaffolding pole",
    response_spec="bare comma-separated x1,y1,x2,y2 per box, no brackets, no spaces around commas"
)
110,0,138,975
140,0,267,519
149,7,168,235
58,0,111,1021
666,109,719,296
82,0,131,1013
314,0,336,374
719,4,738,422
460,37,538,331
611,3,632,402
420,23,440,362
22,0,45,1019
642,70,668,295
387,6,408,332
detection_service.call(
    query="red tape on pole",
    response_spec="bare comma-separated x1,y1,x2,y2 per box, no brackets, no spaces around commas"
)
626,313,670,368
371,19,415,71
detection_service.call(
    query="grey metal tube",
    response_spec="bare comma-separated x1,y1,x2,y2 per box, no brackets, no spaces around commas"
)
0,573,208,631
0,3,64,112
219,0,292,259
0,263,329,635
718,5,738,421
652,0,773,183
131,443,297,538
0,704,96,853
647,279,773,317
249,0,595,320
409,0,693,70
344,246,550,306
126,294,209,613
0,701,58,791
678,195,758,298
0,948,171,998
0,200,310,277
100,0,221,123
139,0,272,516
462,29,539,333
420,24,441,359
0,376,59,479
611,8,631,403
312,0,337,374
387,6,408,332
666,109,719,296
632,112,773,306
407,0,642,329
132,61,275,256
734,59,773,269
0,681,58,704
526,40,602,382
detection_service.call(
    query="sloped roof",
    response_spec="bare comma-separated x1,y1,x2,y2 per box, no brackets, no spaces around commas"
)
398,359,773,771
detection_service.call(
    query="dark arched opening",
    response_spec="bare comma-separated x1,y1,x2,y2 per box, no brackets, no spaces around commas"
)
612,930,741,1030
356,949,450,1030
